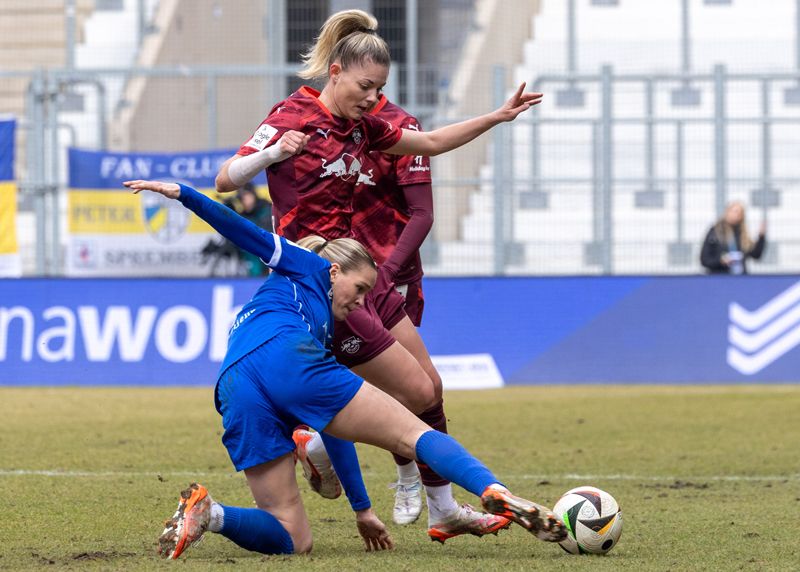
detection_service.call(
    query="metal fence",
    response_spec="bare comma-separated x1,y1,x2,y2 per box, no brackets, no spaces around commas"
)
7,63,800,277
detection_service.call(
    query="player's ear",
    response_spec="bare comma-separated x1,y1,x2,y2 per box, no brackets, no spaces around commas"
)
329,62,342,82
329,262,341,282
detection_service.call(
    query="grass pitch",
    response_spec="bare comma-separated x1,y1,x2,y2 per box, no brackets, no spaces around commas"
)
1,385,798,571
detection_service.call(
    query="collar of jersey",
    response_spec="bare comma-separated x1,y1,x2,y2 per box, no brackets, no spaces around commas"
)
370,95,388,115
299,86,336,120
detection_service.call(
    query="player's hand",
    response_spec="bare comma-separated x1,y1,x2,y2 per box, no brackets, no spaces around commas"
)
721,253,731,266
278,130,311,157
355,508,394,551
123,180,181,199
496,82,543,122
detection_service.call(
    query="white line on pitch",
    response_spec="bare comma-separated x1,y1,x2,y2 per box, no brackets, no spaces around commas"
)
514,473,799,482
0,469,797,482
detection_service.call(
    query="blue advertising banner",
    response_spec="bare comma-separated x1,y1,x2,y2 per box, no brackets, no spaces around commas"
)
418,275,800,384
1,276,798,386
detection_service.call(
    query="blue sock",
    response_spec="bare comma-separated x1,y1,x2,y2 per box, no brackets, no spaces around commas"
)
414,430,503,497
218,505,294,554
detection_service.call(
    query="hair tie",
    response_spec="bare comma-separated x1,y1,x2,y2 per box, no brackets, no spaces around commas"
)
359,27,377,35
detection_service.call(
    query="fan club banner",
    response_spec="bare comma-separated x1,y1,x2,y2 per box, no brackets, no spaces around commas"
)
66,148,265,277
0,118,21,277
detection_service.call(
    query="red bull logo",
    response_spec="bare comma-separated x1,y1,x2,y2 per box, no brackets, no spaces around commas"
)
319,153,373,183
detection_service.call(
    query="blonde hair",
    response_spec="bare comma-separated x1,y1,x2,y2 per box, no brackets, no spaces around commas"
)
714,201,754,253
296,235,377,273
299,9,390,80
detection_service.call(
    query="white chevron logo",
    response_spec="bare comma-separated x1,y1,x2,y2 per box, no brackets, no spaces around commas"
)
727,280,800,375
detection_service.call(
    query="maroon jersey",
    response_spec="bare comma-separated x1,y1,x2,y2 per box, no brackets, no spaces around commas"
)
237,86,402,241
351,97,433,284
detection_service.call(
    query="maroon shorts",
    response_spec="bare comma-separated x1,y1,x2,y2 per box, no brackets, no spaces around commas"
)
395,277,425,327
332,270,408,368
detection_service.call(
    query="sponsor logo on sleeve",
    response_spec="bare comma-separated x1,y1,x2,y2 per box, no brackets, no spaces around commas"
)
409,154,430,173
245,124,278,151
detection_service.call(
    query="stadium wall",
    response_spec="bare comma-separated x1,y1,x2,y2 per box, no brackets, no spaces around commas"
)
1,276,798,386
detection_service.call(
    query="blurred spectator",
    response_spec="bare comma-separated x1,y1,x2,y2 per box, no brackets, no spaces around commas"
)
700,201,766,275
235,182,273,277
200,183,272,277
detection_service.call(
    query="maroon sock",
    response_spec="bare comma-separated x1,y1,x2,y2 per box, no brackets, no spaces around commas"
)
391,452,414,467
415,400,450,487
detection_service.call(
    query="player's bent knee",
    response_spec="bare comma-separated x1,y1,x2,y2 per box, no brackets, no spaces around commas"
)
405,383,437,414
292,534,313,555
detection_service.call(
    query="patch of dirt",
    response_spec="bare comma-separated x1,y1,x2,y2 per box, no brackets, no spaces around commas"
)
641,480,710,490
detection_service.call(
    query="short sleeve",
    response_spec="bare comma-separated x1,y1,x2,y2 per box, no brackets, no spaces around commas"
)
394,115,432,186
362,113,403,152
238,105,304,157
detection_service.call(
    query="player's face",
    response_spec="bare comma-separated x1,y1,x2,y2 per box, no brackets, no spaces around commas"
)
329,60,388,120
329,263,377,320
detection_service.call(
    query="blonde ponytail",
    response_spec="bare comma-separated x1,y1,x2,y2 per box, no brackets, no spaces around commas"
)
296,235,377,273
299,9,389,80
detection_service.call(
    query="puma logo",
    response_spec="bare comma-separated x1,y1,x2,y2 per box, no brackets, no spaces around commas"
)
316,128,331,139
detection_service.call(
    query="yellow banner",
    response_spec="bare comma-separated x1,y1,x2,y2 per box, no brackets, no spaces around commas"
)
68,188,220,234
0,181,19,254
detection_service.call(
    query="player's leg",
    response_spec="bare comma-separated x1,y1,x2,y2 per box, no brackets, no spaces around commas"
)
243,453,313,553
388,315,505,541
158,344,310,559
333,298,433,524
157,456,301,559
349,343,431,524
350,340,437,413
323,381,567,543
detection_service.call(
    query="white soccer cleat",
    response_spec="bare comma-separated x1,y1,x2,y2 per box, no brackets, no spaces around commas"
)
390,477,424,525
292,426,342,500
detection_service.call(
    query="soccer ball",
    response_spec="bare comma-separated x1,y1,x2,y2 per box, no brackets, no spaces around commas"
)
552,486,623,555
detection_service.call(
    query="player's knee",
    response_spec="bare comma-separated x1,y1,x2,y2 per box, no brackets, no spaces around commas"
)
292,534,313,555
429,370,443,402
406,381,437,414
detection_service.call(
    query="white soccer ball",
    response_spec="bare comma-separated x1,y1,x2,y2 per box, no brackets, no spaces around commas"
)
552,486,623,555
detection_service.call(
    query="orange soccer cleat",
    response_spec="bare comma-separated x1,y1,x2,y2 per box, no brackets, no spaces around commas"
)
158,482,212,559
480,485,567,542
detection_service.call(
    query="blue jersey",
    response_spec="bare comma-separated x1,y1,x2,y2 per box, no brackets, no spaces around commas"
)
177,185,334,375
176,184,371,512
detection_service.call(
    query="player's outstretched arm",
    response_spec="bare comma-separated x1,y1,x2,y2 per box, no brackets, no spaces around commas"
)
384,82,542,157
215,130,310,193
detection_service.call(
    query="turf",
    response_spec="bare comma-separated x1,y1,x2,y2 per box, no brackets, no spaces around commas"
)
1,385,798,571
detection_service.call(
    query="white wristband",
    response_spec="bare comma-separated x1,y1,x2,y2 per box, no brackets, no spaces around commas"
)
228,144,287,187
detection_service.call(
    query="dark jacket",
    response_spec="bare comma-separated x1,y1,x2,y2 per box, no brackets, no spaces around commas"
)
700,224,766,274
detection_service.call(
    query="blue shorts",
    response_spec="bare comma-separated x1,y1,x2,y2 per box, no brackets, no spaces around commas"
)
214,329,364,472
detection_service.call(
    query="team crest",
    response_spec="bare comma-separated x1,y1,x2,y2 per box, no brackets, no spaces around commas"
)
352,128,363,144
340,336,363,354
141,192,190,243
